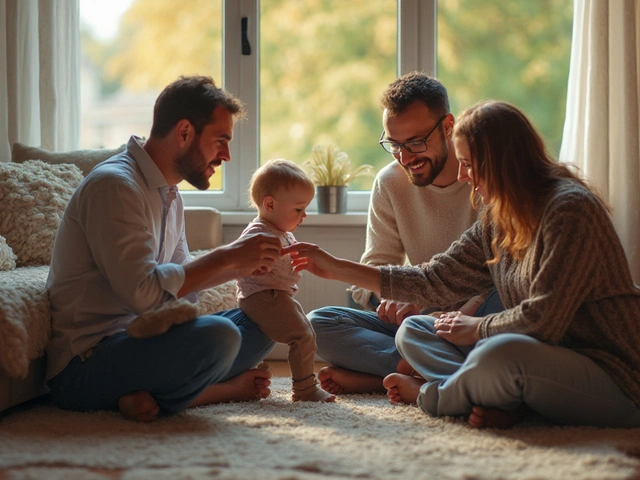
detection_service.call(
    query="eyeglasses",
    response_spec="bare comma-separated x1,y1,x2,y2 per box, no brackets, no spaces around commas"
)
379,115,447,155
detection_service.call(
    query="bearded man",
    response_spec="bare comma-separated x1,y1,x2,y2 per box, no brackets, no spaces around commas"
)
46,76,282,421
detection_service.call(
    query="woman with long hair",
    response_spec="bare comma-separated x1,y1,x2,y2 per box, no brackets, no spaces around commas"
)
284,100,640,428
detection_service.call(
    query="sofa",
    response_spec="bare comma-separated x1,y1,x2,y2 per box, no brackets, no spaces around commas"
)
0,144,238,414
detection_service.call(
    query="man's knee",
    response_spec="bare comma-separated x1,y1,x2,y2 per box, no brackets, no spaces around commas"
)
308,306,353,330
193,316,242,360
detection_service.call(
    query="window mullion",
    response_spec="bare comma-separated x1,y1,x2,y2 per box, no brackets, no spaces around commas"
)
221,0,259,211
397,0,437,76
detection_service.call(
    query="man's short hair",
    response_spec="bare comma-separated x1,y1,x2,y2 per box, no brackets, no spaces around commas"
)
380,71,450,118
150,75,246,138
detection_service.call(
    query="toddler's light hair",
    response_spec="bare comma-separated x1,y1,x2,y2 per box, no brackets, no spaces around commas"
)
249,159,315,209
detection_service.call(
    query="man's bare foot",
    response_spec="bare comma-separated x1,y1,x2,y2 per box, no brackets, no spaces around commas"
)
382,373,426,405
118,391,160,422
317,366,385,395
468,404,529,429
189,369,272,407
292,387,336,403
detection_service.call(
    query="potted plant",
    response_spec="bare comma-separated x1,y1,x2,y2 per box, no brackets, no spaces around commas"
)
303,144,374,213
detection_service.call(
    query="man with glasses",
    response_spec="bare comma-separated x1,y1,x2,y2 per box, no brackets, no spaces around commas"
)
308,72,502,395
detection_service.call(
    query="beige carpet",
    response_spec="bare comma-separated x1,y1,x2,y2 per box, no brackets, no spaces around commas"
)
1,378,639,480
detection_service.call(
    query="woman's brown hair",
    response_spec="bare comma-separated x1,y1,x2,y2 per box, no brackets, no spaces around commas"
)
454,100,599,263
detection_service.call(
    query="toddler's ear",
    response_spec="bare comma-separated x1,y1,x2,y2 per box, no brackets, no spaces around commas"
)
263,195,275,212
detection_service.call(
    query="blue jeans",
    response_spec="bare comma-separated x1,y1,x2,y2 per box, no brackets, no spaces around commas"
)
47,309,274,414
308,289,504,378
397,316,640,428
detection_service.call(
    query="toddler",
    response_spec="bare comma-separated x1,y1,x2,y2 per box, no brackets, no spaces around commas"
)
237,159,335,402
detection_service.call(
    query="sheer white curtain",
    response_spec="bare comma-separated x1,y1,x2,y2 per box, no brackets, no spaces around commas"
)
0,0,80,162
560,0,640,283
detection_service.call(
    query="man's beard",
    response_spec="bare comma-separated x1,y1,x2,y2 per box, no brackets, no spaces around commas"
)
403,130,448,187
174,141,212,191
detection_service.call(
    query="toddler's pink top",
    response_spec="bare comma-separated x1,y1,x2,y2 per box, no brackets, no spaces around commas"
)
236,217,299,300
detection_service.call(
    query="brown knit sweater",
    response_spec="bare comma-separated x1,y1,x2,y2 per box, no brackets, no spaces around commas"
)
381,179,640,407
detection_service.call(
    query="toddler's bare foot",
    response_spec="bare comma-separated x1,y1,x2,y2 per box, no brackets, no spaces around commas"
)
382,373,425,405
468,405,529,429
189,369,272,407
292,387,336,403
317,366,385,394
118,391,160,422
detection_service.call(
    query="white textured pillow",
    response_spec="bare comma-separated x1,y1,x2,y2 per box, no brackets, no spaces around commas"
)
0,235,17,271
197,280,238,314
12,142,126,176
0,160,84,266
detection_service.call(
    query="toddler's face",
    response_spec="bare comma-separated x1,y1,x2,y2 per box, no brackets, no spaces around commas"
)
270,184,314,232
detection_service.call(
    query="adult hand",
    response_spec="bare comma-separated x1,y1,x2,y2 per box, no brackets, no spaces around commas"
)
282,242,339,280
376,300,421,326
433,311,482,345
226,232,283,277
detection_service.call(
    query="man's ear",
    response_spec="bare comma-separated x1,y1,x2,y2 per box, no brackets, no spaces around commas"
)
176,119,194,147
262,195,275,212
444,113,455,137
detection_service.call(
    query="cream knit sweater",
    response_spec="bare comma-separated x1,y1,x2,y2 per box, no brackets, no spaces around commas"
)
381,179,640,407
352,161,477,308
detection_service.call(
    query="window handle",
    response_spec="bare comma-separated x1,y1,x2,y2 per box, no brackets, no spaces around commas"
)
241,17,251,55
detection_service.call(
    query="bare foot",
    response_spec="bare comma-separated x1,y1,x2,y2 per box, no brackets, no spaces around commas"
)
118,391,160,422
317,366,385,394
468,405,529,429
396,358,422,377
382,373,425,405
189,369,272,407
292,387,336,403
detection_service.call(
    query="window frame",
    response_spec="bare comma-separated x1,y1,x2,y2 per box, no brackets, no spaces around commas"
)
182,0,437,213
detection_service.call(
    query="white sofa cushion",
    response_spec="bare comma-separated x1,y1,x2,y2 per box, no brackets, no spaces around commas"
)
0,266,50,379
0,160,83,267
0,235,17,271
12,142,126,177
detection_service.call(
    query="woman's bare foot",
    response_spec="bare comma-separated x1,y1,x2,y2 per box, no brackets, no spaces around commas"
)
468,404,529,429
382,373,426,405
118,391,160,422
396,358,422,377
317,366,385,395
292,387,336,403
189,369,272,407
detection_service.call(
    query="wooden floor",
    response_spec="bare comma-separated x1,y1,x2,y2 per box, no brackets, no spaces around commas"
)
266,360,329,378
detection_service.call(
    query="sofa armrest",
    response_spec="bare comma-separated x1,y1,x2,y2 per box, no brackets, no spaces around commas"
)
184,206,223,251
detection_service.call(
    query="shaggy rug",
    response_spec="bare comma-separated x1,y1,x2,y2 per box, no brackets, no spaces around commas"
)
1,378,639,480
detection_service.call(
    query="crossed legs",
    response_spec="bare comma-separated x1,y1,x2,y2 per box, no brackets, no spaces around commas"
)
392,316,640,428
48,310,275,421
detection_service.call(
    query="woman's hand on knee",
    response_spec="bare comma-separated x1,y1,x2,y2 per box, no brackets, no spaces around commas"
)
433,311,482,345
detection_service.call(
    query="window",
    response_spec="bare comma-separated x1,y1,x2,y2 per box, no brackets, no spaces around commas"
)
436,0,573,155
80,0,572,213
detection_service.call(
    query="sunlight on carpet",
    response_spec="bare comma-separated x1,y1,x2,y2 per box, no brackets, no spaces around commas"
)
1,377,639,479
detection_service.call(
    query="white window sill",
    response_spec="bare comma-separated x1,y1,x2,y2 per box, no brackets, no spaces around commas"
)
221,211,368,227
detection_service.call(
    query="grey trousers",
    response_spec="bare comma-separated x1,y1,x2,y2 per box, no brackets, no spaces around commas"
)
396,316,640,428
